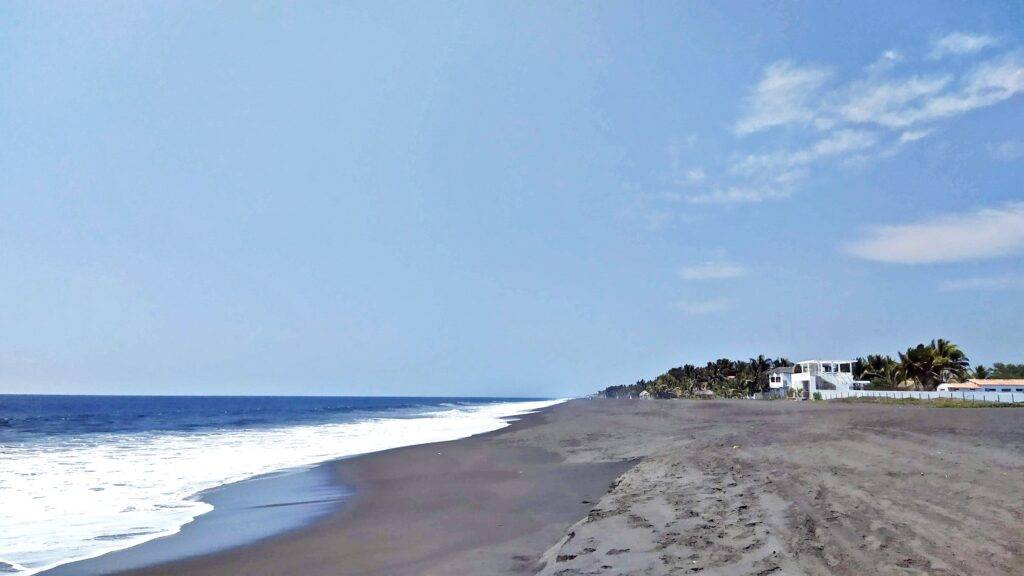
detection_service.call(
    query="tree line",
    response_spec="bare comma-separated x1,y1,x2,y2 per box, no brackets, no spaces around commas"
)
601,355,792,399
600,339,1022,399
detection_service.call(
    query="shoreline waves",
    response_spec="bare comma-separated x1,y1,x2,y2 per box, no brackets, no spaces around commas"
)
0,396,564,576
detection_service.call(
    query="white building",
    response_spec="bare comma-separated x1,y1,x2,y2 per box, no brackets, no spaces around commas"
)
768,366,793,390
969,379,1024,393
791,359,868,398
936,381,978,392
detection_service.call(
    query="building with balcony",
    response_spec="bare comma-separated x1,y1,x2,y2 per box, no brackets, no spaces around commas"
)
791,359,869,398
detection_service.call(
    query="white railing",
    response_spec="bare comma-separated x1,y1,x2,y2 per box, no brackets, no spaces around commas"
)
816,389,1024,404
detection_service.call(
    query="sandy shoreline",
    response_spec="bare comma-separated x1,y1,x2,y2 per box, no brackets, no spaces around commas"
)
96,399,1024,575
111,401,633,576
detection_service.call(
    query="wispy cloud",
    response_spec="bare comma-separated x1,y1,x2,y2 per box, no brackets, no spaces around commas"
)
989,139,1024,161
835,74,952,127
938,274,1024,291
930,32,998,59
681,34,1024,205
844,203,1024,264
645,32,1020,214
679,258,746,280
855,54,1024,128
691,130,877,205
733,61,831,135
899,129,933,143
867,50,903,74
745,52,1024,132
686,185,793,205
737,129,880,174
674,298,734,315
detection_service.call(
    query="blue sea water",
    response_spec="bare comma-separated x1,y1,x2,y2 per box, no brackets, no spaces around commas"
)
0,395,562,575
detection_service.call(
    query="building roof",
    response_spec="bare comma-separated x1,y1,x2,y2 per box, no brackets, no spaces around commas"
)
940,382,979,389
796,359,855,364
968,379,1024,386
770,366,794,374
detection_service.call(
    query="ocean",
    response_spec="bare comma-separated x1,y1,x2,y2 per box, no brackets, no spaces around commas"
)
0,395,563,575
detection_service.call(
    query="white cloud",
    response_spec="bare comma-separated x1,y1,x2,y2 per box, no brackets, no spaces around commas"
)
788,130,879,165
736,43,1022,135
836,75,952,127
930,32,998,59
883,54,1024,127
674,298,734,315
899,129,932,143
938,275,1024,291
734,61,831,135
988,139,1024,161
844,203,1024,264
686,186,792,205
679,259,745,280
660,32,1022,208
714,130,876,203
867,50,904,73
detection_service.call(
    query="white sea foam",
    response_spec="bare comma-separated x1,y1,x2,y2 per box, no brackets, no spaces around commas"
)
0,399,565,575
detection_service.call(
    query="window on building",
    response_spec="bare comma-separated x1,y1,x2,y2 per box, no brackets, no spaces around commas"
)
840,363,851,373
794,364,802,373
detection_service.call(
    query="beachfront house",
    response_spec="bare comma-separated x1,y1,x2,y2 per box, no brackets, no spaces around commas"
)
791,359,868,398
968,379,1024,393
768,366,793,391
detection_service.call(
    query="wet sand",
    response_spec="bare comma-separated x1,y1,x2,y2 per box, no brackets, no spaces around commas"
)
120,399,1024,575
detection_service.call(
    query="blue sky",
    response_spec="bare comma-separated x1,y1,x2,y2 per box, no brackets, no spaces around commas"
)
2,2,1022,396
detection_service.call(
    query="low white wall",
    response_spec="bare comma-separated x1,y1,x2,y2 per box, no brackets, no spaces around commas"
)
816,389,1024,404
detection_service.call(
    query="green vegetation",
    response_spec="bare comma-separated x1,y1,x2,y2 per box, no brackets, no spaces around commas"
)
852,339,969,391
601,355,791,399
969,363,1024,379
601,338,1021,398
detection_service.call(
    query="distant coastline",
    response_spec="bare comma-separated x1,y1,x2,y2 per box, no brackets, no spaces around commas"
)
600,338,1023,399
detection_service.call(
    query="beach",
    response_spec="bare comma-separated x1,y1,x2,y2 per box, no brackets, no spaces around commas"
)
97,398,1024,576
6,397,560,576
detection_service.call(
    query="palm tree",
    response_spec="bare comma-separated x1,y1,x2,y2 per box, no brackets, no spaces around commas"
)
747,355,772,394
931,339,970,383
899,345,936,389
896,340,971,390
972,365,990,379
852,357,868,380
861,354,902,389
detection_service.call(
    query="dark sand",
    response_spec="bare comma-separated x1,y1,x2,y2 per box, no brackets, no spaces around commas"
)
121,399,1024,575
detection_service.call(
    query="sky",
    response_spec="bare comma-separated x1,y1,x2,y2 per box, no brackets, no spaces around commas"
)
1,2,1022,397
